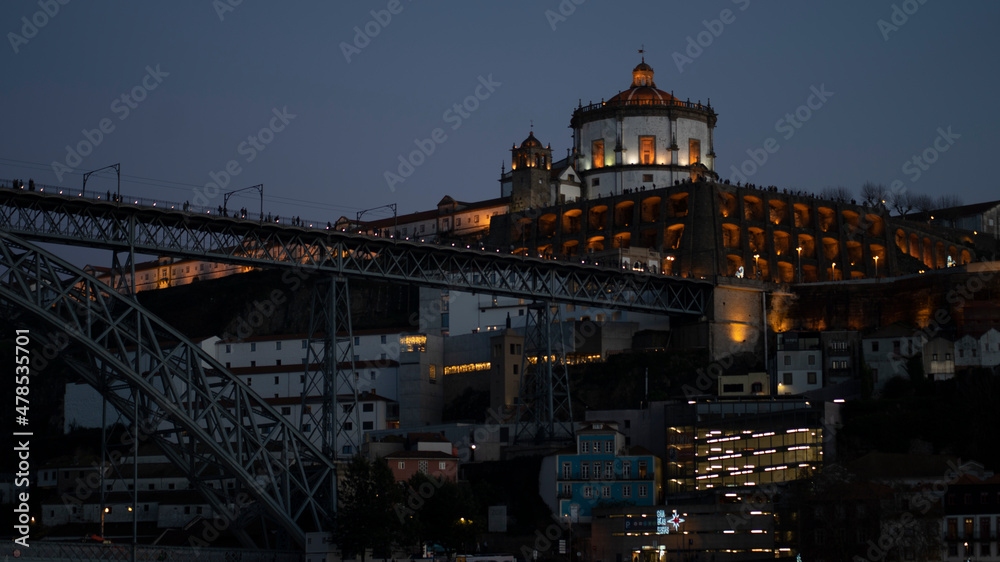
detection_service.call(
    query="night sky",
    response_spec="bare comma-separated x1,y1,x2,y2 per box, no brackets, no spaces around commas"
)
3,1,998,228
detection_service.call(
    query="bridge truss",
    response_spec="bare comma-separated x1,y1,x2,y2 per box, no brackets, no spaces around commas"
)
0,188,711,548
0,231,335,549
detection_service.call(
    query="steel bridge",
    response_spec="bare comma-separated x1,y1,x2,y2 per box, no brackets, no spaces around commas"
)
0,186,711,550
0,188,710,314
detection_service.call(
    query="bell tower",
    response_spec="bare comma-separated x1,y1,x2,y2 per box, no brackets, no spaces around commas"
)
510,130,552,212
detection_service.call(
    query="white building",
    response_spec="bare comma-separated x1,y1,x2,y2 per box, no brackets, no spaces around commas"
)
776,332,823,395
862,325,926,390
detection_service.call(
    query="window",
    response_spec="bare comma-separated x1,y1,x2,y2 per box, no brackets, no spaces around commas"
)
250,342,256,352
689,139,701,164
512,364,519,375
456,218,462,226
429,364,436,383
808,355,816,365
642,174,653,182
592,139,605,169
362,421,373,430
933,353,938,361
247,377,252,386
380,335,387,344
398,461,405,469
605,441,613,453
250,360,256,367
784,355,791,366
353,336,360,346
274,376,279,384
225,344,231,353
638,484,648,498
583,486,593,499
343,422,353,431
562,462,571,479
581,441,589,453
783,372,793,385
872,341,879,352
623,484,631,498
418,460,428,473
640,136,655,165
808,372,817,384
592,178,600,187
276,341,282,351
362,403,374,412
281,406,291,415
638,460,648,479
581,463,590,479
475,215,479,223
623,462,631,479
602,486,611,498
302,339,307,349
604,462,613,479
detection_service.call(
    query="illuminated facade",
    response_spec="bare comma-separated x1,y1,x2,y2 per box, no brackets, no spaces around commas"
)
591,491,780,562
540,421,663,524
665,398,828,493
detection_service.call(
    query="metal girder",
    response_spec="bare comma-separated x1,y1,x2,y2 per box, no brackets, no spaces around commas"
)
0,231,335,549
0,189,710,315
300,277,361,469
515,303,574,443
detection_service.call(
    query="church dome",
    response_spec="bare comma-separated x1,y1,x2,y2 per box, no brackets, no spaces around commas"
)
606,58,677,106
519,131,543,148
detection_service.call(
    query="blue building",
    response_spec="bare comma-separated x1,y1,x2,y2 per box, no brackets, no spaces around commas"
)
540,421,663,523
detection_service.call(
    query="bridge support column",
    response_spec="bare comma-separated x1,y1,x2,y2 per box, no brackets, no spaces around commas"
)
300,277,360,508
515,302,574,443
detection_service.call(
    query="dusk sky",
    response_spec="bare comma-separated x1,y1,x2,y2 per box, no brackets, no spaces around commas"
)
3,1,999,227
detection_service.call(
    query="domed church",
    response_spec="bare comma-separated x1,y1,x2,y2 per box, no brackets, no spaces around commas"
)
500,57,717,211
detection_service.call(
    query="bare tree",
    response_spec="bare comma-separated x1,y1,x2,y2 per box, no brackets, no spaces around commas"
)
861,182,889,207
889,190,913,216
936,195,963,209
910,193,935,215
821,185,852,202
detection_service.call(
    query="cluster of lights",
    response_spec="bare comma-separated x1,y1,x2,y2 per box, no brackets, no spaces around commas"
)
443,362,491,375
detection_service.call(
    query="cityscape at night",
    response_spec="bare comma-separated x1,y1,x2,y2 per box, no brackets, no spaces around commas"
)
2,3,1000,562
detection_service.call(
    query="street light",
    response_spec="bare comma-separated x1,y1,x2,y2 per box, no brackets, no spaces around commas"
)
223,184,264,222
753,253,760,279
796,246,802,283
873,255,879,278
831,262,837,280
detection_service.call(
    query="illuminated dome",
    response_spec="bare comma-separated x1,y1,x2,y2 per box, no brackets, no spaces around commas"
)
519,131,543,148
607,58,677,105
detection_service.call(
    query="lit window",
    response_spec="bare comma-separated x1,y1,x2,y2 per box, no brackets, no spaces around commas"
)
592,139,605,169
640,136,655,165
398,461,405,469
689,139,701,164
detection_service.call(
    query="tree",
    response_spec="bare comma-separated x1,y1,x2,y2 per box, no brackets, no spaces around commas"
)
889,189,913,217
401,472,479,555
860,181,889,207
334,455,404,560
910,193,935,215
820,185,852,202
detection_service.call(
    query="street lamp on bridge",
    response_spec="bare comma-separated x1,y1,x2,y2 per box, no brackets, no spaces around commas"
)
223,184,264,222
82,163,120,204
